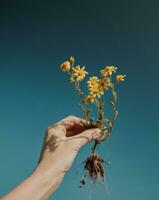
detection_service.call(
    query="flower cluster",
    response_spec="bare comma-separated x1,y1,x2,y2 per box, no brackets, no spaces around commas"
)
60,57,88,82
60,56,126,135
60,57,126,104
86,76,111,102
85,77,106,102
60,56,126,186
85,66,125,103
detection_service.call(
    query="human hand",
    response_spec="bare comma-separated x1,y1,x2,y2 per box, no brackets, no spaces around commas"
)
37,115,101,175
1,116,101,200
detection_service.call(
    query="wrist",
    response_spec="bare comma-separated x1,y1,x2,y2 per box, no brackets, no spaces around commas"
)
34,158,66,177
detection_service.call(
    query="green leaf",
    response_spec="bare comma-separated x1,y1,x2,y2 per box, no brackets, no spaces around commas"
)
103,118,112,127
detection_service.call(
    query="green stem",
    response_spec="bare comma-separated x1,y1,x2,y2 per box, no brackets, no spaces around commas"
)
109,83,118,133
91,97,104,153
74,81,88,121
67,71,89,122
92,140,99,153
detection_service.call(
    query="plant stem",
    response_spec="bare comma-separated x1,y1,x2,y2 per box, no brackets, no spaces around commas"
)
91,97,104,153
109,83,118,133
67,71,90,122
92,140,99,153
74,81,88,121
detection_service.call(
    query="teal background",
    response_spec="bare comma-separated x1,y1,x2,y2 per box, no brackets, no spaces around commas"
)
0,0,159,199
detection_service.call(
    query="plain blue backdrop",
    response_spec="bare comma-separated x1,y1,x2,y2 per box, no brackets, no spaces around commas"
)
0,0,159,199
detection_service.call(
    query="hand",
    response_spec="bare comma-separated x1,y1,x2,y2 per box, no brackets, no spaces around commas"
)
1,116,101,200
37,115,101,175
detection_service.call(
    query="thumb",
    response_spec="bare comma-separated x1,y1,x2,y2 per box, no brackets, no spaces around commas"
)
70,128,101,149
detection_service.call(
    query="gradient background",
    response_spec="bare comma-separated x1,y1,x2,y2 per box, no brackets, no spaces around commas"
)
0,0,159,199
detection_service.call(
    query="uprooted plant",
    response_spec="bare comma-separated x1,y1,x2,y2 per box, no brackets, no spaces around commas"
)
60,56,126,187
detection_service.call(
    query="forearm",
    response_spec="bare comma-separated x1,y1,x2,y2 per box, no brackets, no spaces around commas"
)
1,163,65,200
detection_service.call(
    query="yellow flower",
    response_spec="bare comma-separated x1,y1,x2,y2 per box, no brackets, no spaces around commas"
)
98,79,109,90
85,95,95,103
69,56,75,65
116,74,126,82
72,65,88,81
60,61,71,72
87,76,104,97
100,66,117,77
87,76,99,94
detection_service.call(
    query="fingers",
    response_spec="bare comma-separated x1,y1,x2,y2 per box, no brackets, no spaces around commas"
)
48,115,98,138
68,128,101,149
57,115,85,129
52,115,87,136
